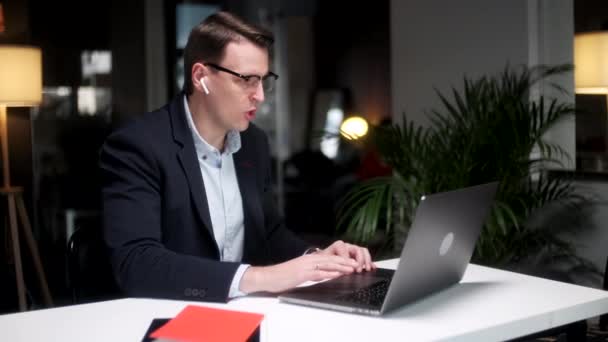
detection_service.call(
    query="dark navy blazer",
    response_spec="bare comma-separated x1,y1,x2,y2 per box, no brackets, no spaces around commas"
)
100,94,309,302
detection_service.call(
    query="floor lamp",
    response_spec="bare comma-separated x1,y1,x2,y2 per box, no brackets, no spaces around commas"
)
0,45,53,310
574,31,608,330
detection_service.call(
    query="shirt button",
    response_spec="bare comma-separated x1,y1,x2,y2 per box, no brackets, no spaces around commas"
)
202,155,207,160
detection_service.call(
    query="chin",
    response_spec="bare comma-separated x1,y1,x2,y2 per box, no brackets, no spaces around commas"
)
234,120,250,132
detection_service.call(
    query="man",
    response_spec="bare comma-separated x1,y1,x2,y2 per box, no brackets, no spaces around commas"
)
100,11,374,303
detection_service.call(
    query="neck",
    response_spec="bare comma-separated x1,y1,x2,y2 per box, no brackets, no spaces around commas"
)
186,94,227,151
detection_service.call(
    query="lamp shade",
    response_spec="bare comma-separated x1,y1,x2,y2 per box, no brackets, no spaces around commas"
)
574,32,608,94
0,45,42,106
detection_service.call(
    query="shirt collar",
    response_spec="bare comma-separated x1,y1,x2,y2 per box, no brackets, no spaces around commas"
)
183,94,241,156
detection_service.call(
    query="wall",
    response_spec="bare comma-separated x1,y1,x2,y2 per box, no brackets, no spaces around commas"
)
315,1,391,126
391,0,528,127
390,0,574,168
145,0,169,112
111,0,148,124
111,0,169,124
284,16,315,156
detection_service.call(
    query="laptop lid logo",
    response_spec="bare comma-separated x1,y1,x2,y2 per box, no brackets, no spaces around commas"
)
439,232,454,256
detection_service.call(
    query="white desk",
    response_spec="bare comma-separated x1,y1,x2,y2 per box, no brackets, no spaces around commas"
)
1,259,607,342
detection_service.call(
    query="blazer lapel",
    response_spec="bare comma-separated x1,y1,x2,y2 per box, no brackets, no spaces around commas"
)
169,95,215,241
234,146,265,262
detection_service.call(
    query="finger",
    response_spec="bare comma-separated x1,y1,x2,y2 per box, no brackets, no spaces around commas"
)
325,240,347,257
326,254,358,268
318,259,356,274
313,257,355,274
350,245,365,272
332,240,350,260
362,248,373,271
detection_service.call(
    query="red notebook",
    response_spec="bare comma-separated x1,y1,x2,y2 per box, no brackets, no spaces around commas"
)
150,305,264,342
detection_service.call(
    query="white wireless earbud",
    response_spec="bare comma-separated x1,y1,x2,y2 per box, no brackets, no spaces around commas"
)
200,77,210,95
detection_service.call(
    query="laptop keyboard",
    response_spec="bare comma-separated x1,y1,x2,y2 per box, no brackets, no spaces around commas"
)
335,279,390,307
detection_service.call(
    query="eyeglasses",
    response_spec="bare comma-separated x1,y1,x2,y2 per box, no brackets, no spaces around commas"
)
204,63,279,93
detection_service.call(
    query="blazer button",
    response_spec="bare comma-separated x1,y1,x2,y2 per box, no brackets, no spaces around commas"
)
184,288,192,296
192,289,199,296
199,289,206,298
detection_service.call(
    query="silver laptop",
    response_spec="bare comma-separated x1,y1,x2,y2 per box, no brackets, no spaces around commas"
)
278,182,498,316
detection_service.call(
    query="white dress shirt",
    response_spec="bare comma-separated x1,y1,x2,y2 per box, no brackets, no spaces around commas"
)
183,96,249,298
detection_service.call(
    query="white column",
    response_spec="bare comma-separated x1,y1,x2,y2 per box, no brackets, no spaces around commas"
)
533,0,575,169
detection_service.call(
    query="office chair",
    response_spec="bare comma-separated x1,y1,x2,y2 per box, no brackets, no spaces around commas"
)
66,222,120,304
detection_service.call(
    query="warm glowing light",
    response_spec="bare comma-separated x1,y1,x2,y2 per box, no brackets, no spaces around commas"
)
575,32,608,94
575,87,608,95
0,46,42,106
340,116,369,140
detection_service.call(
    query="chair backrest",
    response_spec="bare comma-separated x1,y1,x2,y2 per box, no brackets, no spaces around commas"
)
66,222,121,304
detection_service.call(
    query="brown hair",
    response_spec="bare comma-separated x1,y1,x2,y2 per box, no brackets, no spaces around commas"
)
183,11,274,95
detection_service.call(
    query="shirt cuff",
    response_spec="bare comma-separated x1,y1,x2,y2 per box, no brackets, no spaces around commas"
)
228,264,251,298
303,247,322,255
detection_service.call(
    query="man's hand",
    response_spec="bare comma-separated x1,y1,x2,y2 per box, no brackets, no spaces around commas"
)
318,240,375,273
239,240,375,294
239,253,359,293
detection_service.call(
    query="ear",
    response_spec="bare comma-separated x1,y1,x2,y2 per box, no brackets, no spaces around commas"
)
191,62,209,93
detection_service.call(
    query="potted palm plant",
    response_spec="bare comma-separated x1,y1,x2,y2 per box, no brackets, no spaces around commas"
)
337,64,597,277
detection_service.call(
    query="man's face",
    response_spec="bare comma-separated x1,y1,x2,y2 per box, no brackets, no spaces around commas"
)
203,40,269,133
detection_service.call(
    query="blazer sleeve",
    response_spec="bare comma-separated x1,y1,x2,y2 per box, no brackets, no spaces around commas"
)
258,131,310,263
100,127,239,303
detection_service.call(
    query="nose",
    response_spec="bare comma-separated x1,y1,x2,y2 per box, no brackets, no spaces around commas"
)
251,81,265,103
